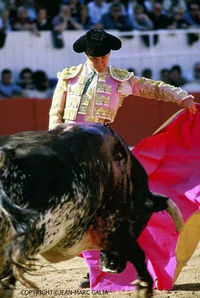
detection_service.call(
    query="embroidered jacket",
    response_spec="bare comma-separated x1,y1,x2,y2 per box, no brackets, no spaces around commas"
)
49,64,193,130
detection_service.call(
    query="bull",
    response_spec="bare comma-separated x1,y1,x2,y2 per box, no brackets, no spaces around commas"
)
0,123,183,298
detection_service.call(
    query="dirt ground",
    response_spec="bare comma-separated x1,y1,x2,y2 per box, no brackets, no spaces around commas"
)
7,243,199,298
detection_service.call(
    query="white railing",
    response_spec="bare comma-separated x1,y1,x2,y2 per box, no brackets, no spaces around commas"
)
0,29,200,80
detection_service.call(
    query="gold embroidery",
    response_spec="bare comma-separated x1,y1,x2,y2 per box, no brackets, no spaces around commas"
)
118,82,122,93
78,105,87,115
93,106,115,120
87,89,95,98
96,94,110,106
110,67,132,81
61,64,82,80
131,76,193,104
97,82,111,94
78,75,87,84
66,96,80,108
98,73,107,82
85,116,106,123
81,94,90,105
119,96,124,107
69,85,84,96
63,108,77,121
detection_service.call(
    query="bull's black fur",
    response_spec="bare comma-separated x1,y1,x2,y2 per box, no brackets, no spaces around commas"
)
0,123,181,297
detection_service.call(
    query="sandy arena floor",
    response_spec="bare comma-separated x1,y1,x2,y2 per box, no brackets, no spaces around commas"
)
5,243,199,298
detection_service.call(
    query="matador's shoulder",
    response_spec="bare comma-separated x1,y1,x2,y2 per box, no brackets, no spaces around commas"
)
58,64,83,80
109,66,133,82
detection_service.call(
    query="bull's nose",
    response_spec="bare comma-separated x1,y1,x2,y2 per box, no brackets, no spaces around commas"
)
0,149,6,168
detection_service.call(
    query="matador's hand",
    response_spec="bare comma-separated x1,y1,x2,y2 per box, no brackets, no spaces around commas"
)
181,98,197,115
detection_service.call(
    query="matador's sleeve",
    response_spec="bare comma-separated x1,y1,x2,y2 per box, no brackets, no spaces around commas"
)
130,76,194,104
48,71,67,130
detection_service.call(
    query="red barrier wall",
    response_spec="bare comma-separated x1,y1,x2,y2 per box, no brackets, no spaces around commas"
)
0,94,199,146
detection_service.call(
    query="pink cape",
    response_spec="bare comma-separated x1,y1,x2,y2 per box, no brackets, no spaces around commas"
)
82,106,200,291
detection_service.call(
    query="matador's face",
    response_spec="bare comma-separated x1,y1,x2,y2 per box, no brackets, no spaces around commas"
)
85,53,110,73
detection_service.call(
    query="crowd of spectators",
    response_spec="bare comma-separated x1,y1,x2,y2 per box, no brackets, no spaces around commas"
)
0,67,53,99
0,0,200,38
0,62,200,99
0,1,200,99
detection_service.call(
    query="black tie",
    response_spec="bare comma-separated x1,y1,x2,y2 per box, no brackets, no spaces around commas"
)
82,70,96,95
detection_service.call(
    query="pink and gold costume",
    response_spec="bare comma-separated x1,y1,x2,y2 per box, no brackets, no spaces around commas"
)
49,64,193,130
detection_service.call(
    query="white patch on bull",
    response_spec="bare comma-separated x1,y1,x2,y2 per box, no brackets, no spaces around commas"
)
79,161,88,167
41,231,101,263
20,174,26,180
13,172,18,178
1,168,9,178
36,193,91,254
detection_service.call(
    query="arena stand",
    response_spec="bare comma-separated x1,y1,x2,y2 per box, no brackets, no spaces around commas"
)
0,30,200,80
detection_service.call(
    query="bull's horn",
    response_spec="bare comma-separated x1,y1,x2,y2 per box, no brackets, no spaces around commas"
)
0,149,5,168
166,199,184,233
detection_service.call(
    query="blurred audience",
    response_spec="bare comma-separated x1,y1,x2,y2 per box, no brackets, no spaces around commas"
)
87,0,109,24
131,5,153,30
148,2,171,29
169,65,188,87
162,0,187,17
18,67,34,90
184,2,200,45
52,4,82,32
184,2,200,27
0,0,199,37
34,0,61,20
25,70,52,99
0,0,200,100
76,4,94,29
182,62,200,92
0,69,24,98
100,3,133,30
159,68,171,83
0,9,11,48
67,0,82,20
0,9,12,32
22,0,37,21
107,0,127,16
127,67,137,75
143,0,156,14
34,8,52,31
167,8,190,29
11,6,35,31
0,0,5,12
141,68,152,79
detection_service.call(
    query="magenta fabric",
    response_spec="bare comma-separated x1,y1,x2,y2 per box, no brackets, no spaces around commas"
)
82,106,200,292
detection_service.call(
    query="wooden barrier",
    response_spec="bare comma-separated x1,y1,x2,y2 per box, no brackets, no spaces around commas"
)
0,94,199,146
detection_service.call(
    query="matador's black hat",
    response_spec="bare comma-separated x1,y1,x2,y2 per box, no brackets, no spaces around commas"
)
73,29,122,57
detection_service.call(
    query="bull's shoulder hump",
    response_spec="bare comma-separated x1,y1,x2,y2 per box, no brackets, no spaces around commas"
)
58,64,83,80
109,66,133,82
